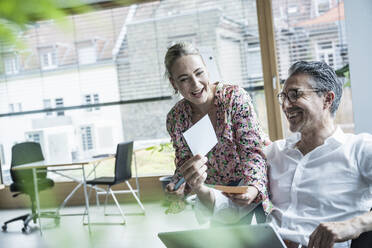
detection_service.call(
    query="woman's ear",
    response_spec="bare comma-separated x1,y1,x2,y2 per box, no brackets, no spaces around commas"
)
323,91,335,110
169,77,178,94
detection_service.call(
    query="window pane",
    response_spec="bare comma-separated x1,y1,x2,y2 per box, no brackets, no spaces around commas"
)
0,0,269,180
272,0,353,136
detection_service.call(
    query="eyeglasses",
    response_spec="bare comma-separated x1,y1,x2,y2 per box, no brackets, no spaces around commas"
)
277,88,321,105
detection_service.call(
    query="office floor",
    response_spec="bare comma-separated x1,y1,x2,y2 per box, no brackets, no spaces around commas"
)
0,201,208,248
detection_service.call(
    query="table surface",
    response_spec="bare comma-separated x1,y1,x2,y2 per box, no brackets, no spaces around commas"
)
12,155,115,171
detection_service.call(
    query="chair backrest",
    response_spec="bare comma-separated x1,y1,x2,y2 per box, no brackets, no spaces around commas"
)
114,141,133,183
10,142,46,183
351,230,372,248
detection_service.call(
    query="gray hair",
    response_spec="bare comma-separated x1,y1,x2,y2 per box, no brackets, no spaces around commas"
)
288,61,343,116
164,42,202,78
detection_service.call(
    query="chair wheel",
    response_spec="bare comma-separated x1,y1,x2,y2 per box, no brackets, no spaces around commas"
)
2,225,7,232
22,225,31,234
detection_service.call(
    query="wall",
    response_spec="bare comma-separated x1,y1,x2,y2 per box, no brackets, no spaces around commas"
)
344,0,372,134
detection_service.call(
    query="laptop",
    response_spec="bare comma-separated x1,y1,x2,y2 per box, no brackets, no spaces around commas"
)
158,224,287,248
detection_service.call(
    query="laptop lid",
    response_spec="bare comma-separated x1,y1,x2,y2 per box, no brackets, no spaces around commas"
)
158,223,287,248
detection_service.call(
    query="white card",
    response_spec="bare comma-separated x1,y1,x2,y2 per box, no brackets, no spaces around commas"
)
182,114,218,156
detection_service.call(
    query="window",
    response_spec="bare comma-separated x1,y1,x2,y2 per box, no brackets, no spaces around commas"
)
0,144,5,166
84,95,92,112
25,132,42,144
316,0,331,15
93,94,100,110
84,94,100,111
78,46,97,65
8,103,22,113
272,0,353,135
40,50,57,70
287,5,298,15
8,104,14,113
43,99,53,116
81,126,94,151
4,54,19,75
317,41,334,67
0,0,271,178
55,98,64,116
246,43,263,81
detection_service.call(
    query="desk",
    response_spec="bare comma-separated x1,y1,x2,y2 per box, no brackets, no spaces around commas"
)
12,156,114,235
0,184,4,190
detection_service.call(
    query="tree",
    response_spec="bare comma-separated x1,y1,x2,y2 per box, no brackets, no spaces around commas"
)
0,0,89,47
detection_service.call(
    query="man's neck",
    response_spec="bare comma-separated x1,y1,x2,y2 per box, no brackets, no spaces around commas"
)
297,122,336,155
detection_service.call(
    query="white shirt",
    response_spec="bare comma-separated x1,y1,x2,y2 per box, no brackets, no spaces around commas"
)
195,127,372,247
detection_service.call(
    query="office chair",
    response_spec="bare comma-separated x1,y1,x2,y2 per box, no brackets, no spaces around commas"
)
0,159,3,185
1,142,59,233
86,141,145,224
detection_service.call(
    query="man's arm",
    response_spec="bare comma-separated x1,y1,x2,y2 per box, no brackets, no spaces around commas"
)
308,211,372,248
194,185,216,211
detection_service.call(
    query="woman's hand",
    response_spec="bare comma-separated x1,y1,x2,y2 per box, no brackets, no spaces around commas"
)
179,154,208,192
223,186,259,206
165,181,186,200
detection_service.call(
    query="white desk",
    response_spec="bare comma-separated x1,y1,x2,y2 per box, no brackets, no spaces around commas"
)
12,156,114,235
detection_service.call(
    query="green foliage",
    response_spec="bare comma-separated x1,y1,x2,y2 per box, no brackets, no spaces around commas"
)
137,142,175,175
145,142,175,155
335,64,351,88
343,70,351,88
0,0,90,47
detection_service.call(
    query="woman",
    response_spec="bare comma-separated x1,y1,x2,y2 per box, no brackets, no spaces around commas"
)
164,42,272,219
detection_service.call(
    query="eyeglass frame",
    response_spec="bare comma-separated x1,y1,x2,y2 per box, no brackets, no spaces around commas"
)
277,88,322,105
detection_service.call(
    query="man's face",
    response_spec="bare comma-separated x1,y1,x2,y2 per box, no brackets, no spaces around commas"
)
169,55,211,106
281,74,326,133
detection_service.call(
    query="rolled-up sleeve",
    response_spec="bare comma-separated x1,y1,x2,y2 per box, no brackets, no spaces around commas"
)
195,188,259,224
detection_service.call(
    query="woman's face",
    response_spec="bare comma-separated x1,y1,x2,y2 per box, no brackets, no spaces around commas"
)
169,55,211,106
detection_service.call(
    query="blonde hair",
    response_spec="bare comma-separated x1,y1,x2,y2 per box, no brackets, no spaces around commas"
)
164,42,201,78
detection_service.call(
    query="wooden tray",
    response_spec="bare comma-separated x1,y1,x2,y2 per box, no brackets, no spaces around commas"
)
206,184,249,194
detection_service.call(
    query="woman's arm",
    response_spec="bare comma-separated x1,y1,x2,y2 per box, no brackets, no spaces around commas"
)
229,86,270,207
166,109,193,194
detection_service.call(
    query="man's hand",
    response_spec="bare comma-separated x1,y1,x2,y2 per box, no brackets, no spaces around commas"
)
308,220,362,248
223,186,259,207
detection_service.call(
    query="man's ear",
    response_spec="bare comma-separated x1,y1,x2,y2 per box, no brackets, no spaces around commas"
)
324,91,335,110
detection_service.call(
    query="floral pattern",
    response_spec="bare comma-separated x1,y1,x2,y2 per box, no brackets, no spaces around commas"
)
166,82,272,214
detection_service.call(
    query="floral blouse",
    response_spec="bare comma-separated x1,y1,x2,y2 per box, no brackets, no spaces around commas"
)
166,82,272,214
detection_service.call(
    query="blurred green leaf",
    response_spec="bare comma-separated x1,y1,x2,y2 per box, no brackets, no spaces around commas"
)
0,0,91,46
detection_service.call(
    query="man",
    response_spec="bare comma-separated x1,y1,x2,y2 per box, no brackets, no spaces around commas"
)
178,61,372,248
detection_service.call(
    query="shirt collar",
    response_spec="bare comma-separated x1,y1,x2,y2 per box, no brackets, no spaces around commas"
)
324,125,346,145
283,125,346,150
284,132,301,150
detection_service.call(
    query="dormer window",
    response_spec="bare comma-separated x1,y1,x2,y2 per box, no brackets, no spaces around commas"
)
3,53,19,75
78,46,97,65
77,41,97,65
39,48,57,70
